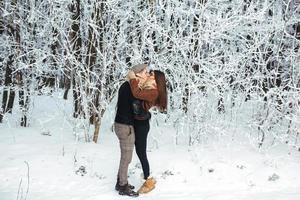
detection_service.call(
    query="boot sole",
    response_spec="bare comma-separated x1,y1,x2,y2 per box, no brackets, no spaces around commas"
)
119,192,139,197
138,185,155,194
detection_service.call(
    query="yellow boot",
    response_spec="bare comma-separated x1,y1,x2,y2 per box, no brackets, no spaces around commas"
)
147,177,157,185
138,177,156,194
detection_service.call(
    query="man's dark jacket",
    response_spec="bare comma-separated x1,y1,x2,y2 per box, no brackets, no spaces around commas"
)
114,81,135,125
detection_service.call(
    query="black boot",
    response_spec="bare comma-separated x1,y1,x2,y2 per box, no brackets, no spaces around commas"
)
118,184,139,197
115,179,135,191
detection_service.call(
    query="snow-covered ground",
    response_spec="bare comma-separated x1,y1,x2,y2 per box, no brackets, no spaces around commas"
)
1,93,300,200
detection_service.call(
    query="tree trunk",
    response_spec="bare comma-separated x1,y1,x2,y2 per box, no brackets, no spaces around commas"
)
69,0,83,118
63,68,71,100
93,109,105,143
0,55,16,123
91,2,106,143
182,83,189,113
0,0,19,122
17,72,30,127
72,77,83,118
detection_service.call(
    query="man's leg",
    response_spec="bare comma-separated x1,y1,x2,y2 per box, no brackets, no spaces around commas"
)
115,123,135,185
114,123,138,197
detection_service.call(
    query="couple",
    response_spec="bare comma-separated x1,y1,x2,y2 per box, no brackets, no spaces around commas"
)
114,64,167,197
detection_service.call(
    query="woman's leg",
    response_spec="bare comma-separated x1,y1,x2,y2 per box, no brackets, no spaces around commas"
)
134,120,150,180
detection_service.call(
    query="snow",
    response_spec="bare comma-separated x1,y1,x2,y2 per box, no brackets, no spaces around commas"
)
1,93,300,200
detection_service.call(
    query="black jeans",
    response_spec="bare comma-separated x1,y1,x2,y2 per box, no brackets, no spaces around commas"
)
134,119,150,180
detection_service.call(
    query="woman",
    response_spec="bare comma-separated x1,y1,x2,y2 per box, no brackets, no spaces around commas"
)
127,69,168,194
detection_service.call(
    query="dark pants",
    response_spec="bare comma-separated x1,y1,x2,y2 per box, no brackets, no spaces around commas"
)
134,119,150,180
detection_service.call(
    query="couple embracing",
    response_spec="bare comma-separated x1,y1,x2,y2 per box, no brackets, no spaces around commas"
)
114,64,168,197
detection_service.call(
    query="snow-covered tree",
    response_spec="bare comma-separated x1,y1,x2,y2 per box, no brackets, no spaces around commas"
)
1,0,299,147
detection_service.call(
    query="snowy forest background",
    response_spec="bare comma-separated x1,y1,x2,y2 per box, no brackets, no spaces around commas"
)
1,0,299,147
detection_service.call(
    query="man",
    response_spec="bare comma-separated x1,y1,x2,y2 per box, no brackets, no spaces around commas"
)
114,64,148,197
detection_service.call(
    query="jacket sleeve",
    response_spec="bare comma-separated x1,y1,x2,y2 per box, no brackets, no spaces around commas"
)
129,79,158,102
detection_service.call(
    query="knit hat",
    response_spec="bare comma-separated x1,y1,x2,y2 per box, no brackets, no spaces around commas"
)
131,64,147,73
